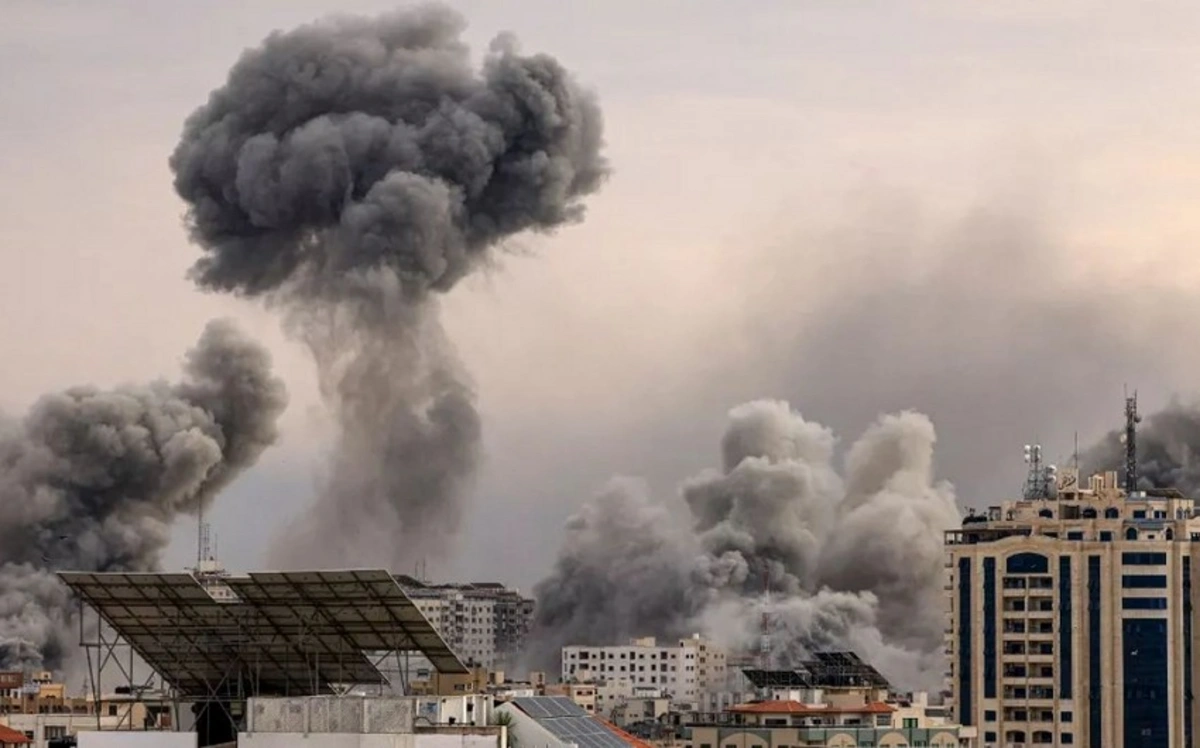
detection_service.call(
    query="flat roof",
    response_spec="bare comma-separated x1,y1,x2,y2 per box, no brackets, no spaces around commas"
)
58,569,466,699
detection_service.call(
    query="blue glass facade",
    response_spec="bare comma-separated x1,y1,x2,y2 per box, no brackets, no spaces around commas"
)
1007,552,1049,574
1121,574,1167,588
1122,551,1167,565
1122,618,1168,747
1122,597,1168,610
959,557,972,726
1088,556,1101,748
1059,556,1072,699
983,557,996,699
1187,556,1194,748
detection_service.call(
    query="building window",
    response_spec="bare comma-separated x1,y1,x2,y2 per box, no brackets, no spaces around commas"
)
1126,527,1139,540
1067,531,1084,540
1105,508,1120,518
1062,734,1074,745
984,557,996,698
1007,553,1049,575
1061,711,1073,722
1100,531,1113,541
1122,575,1167,588
1059,556,1072,699
1133,510,1146,519
1123,618,1168,746
984,710,996,721
958,557,972,726
1187,557,1194,748
1088,556,1102,748
1122,598,1168,610
984,732,997,743
1123,552,1167,565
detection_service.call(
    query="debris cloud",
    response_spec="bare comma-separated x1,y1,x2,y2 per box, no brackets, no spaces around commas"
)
529,400,959,690
170,4,608,569
0,320,287,671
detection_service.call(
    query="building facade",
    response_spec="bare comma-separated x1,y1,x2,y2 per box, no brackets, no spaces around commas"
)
561,635,728,706
947,466,1200,747
683,697,965,748
400,579,535,671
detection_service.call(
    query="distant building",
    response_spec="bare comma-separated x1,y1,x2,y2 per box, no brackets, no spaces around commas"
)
562,635,727,707
684,697,965,748
947,460,1200,748
400,578,535,671
0,671,172,748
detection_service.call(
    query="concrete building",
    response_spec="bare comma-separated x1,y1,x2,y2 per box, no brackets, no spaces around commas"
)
544,683,598,715
239,694,502,748
683,696,965,748
562,635,727,706
401,579,535,671
947,461,1200,748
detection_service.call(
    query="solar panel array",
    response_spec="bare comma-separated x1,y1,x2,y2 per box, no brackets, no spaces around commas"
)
58,569,467,699
740,651,892,692
512,697,629,748
224,570,467,675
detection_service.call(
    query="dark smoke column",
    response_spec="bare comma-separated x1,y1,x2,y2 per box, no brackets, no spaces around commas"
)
170,6,608,569
0,320,287,671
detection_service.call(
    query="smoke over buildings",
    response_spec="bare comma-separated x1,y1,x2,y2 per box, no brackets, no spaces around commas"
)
1082,400,1200,495
169,4,607,570
0,320,287,671
529,400,960,690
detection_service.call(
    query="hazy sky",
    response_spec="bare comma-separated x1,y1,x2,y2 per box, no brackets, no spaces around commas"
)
5,1,1200,589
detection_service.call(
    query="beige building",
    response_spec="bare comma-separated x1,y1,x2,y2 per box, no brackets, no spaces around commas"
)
545,682,598,714
683,696,964,748
563,635,727,707
948,463,1200,747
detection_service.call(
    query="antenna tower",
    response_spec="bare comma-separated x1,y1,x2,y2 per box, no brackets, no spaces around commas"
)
1023,444,1056,500
1124,390,1141,493
758,569,772,670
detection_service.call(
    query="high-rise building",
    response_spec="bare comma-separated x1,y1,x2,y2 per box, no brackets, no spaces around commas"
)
400,578,535,671
947,464,1198,748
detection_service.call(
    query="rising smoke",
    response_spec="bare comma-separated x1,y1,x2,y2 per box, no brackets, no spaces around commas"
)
1082,400,1200,495
529,400,960,690
170,5,607,570
0,320,287,671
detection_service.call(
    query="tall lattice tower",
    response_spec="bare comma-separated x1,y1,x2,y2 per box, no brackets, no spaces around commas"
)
1124,390,1141,493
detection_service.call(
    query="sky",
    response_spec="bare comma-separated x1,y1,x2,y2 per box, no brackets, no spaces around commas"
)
4,1,1200,589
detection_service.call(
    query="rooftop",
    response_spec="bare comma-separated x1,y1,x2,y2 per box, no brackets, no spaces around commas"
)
730,700,895,715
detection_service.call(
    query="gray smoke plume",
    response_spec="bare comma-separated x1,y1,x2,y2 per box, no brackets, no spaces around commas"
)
817,411,958,651
529,400,958,690
0,320,287,671
169,4,607,569
1082,400,1200,495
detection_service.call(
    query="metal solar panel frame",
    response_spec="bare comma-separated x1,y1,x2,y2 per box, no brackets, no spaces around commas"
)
58,571,383,698
222,570,468,675
513,697,630,748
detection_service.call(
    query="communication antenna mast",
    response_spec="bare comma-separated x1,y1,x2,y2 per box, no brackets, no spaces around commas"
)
197,502,210,568
758,569,772,670
1023,444,1056,499
1124,389,1141,493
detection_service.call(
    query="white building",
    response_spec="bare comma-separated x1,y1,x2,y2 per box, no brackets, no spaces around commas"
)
239,694,502,748
562,635,727,707
402,580,534,671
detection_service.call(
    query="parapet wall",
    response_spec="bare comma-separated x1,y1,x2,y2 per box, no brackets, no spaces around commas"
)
246,696,415,734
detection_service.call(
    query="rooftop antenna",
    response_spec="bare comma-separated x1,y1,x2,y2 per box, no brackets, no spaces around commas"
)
197,502,210,568
1124,388,1141,494
1023,444,1055,499
758,568,772,671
